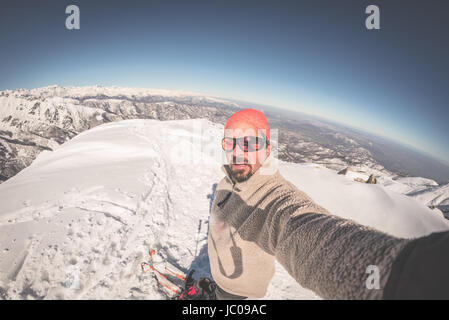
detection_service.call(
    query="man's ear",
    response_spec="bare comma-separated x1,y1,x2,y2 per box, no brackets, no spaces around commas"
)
266,141,271,157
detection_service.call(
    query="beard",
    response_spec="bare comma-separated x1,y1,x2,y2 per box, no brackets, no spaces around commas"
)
230,164,254,183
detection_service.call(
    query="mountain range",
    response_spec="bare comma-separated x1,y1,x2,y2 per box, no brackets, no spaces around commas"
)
1,85,448,217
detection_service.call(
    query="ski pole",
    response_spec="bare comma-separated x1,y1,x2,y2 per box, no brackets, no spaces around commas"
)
149,249,186,280
165,266,186,281
141,262,182,294
194,219,202,258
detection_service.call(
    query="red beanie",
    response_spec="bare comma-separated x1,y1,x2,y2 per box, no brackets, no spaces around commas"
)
224,108,270,140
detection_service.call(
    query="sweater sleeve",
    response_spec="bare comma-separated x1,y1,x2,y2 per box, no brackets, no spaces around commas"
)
255,189,412,299
383,229,449,299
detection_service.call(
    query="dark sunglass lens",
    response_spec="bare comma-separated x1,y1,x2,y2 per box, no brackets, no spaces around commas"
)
247,136,263,151
226,136,266,152
223,138,235,151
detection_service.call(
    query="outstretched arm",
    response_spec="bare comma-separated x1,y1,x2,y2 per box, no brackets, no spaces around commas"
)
271,210,410,299
251,189,413,299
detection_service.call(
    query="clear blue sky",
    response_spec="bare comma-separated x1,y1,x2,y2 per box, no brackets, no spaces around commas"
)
1,0,448,164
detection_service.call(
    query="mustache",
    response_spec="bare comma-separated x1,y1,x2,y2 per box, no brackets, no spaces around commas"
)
231,157,252,166
231,156,249,164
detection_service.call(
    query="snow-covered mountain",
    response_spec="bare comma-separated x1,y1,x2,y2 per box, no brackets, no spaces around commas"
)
0,118,448,300
0,85,239,183
1,85,448,216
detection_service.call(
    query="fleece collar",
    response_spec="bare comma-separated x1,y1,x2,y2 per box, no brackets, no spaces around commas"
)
221,153,278,192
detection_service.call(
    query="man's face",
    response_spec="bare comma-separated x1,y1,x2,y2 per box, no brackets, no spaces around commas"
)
223,122,270,183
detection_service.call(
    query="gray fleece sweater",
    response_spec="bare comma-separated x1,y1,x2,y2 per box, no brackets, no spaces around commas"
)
208,154,411,299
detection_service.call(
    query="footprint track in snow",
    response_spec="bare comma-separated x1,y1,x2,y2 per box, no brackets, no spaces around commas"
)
75,143,175,299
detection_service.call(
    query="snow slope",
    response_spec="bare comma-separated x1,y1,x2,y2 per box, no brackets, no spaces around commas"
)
0,119,448,300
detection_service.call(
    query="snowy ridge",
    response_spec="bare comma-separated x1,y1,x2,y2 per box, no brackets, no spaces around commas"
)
0,119,448,300
1,85,237,109
0,85,239,184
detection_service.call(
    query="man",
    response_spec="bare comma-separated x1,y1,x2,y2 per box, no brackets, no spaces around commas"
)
178,108,449,300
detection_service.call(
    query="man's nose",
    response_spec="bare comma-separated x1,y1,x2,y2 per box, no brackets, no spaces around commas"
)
233,142,246,161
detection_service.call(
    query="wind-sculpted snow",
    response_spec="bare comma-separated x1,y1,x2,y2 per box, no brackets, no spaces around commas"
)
0,119,448,300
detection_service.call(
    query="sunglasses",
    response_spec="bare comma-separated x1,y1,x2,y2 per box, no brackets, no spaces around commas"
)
222,136,269,152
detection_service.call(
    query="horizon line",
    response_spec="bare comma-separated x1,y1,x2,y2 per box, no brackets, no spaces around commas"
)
2,83,449,168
